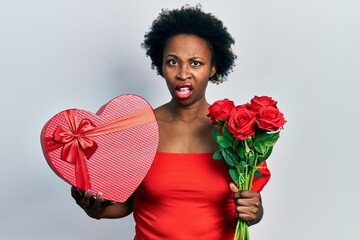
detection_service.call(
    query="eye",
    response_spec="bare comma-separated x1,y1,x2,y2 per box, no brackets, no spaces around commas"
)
168,59,177,66
191,61,201,67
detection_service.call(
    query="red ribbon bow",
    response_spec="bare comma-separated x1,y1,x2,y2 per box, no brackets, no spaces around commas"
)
54,118,98,164
53,110,98,190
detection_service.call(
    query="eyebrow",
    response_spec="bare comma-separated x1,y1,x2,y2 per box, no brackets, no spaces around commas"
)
164,54,205,60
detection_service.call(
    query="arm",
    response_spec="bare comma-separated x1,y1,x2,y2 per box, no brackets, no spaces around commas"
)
71,186,134,220
229,183,263,226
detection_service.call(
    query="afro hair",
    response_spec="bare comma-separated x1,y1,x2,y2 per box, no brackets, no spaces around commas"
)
142,4,237,83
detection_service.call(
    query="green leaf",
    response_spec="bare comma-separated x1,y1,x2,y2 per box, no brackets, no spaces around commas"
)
254,169,262,178
248,152,256,167
233,159,247,173
212,127,220,139
233,139,240,147
229,168,239,185
222,123,233,140
258,146,273,163
264,132,280,147
236,147,246,161
216,135,232,148
253,140,267,155
212,149,223,160
221,148,239,167
239,160,248,169
253,131,280,153
253,131,266,152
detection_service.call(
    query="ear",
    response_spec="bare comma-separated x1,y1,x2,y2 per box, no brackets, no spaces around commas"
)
210,65,217,78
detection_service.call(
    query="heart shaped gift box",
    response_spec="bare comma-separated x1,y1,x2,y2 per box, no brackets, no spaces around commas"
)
41,94,159,202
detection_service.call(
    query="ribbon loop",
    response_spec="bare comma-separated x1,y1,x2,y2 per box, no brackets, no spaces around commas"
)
53,114,98,164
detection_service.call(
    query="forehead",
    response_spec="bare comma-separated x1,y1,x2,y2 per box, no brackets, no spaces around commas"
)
163,34,213,59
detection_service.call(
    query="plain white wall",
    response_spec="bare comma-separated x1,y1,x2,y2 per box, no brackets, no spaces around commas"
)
1,0,359,239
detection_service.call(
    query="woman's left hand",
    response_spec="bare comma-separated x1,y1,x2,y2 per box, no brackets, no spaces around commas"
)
229,182,263,226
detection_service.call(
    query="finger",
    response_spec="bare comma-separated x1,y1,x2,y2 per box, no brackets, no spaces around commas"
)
229,182,239,193
80,189,92,208
237,211,257,222
239,190,261,199
92,192,103,210
236,196,261,208
71,186,84,204
71,186,78,199
239,192,261,207
236,204,259,217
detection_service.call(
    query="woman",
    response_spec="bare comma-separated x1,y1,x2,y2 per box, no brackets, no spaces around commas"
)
71,5,269,239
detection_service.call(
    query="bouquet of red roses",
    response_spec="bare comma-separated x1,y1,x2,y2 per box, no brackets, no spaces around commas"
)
207,96,286,240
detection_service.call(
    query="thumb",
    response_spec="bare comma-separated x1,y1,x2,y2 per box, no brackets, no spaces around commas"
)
229,182,239,193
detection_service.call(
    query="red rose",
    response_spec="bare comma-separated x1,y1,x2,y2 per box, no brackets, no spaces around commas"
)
256,106,287,131
226,108,256,140
207,98,235,124
250,96,277,112
235,103,252,110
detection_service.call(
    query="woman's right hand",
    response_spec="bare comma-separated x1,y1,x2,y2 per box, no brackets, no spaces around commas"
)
71,186,114,219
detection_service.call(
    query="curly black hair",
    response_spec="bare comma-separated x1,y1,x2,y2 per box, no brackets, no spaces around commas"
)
142,4,237,84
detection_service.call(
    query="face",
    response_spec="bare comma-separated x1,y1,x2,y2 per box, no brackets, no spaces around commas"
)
162,34,216,106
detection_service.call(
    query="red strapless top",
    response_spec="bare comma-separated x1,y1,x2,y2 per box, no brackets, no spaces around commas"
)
133,152,270,240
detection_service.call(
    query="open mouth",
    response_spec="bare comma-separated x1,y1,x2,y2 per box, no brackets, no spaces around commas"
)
175,83,193,100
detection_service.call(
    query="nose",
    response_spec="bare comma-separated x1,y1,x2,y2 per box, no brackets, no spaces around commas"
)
176,64,191,81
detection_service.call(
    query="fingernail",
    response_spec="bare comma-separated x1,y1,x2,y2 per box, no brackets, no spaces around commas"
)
85,190,92,197
96,192,102,199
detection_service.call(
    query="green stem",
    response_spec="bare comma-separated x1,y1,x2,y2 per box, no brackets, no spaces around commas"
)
248,154,259,190
234,172,251,240
241,220,249,240
234,140,254,240
234,220,240,240
244,139,251,190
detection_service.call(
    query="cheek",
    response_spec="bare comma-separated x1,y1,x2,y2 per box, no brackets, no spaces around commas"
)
197,67,214,81
200,75,210,88
162,65,177,79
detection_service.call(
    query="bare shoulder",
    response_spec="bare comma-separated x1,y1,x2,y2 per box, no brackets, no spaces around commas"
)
154,103,173,122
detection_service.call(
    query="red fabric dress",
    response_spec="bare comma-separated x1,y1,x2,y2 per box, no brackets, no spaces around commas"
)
133,152,270,240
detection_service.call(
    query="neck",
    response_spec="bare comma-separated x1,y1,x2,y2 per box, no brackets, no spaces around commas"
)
167,98,210,122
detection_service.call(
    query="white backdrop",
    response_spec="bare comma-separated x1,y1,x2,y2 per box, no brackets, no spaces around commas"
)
1,0,359,239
